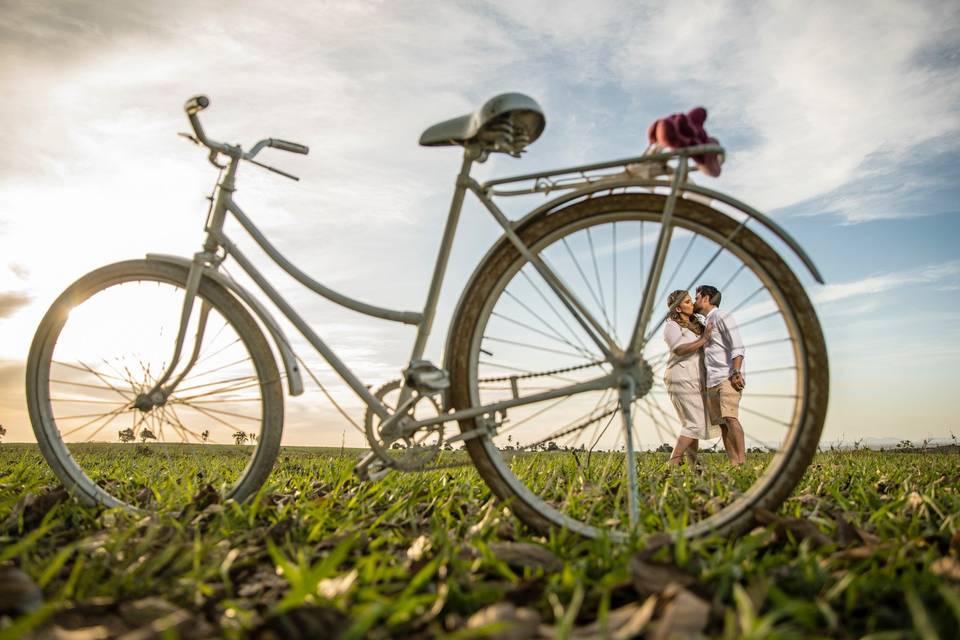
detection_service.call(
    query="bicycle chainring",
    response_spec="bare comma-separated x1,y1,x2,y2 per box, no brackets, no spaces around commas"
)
364,379,445,471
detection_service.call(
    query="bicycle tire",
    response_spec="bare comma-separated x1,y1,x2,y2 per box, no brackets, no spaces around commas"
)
26,259,284,511
445,192,828,540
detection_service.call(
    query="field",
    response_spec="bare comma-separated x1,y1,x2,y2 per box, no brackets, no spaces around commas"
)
1,445,958,639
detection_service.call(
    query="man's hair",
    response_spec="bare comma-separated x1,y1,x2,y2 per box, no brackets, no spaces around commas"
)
696,285,722,306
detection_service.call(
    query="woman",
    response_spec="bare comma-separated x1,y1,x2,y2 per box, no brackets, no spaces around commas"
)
662,289,718,467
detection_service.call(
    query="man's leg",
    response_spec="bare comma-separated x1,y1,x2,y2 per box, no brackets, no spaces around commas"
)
719,423,737,464
723,417,746,465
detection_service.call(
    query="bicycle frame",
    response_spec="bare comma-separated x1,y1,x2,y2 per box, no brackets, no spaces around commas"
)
149,141,822,448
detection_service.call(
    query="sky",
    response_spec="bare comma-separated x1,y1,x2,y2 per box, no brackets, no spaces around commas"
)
1,0,958,447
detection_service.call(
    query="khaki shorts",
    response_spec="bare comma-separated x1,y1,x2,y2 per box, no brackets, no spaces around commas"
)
706,378,741,423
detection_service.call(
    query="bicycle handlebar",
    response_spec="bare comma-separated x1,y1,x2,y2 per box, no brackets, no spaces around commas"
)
183,95,309,165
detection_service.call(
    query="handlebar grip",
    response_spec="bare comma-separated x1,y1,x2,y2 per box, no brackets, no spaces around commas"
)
269,138,309,155
184,95,210,115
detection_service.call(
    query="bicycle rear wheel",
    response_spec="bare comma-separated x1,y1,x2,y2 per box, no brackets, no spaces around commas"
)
26,259,284,512
446,193,828,540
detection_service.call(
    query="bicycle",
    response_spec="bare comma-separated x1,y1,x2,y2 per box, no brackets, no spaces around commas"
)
26,93,828,541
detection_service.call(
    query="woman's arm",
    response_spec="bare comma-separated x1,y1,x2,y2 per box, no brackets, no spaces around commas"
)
670,323,713,356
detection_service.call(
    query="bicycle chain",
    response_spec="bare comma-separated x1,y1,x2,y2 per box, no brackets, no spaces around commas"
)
477,359,607,383
521,404,619,452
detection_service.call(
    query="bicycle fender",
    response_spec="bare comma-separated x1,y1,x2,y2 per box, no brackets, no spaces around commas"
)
145,253,305,396
505,179,825,284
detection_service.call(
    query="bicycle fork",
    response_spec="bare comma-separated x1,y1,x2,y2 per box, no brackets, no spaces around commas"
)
137,162,238,410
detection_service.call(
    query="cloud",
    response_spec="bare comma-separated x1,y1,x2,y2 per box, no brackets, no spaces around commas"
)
814,259,960,305
489,1,960,220
731,259,960,323
0,291,31,319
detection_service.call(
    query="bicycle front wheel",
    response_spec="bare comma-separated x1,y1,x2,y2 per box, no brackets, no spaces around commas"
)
446,193,828,541
26,259,284,512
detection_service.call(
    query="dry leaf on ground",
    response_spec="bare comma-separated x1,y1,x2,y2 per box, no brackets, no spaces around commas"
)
569,597,657,640
631,556,696,597
931,556,960,581
755,507,830,548
466,602,541,640
649,585,710,640
487,542,563,573
251,605,349,640
0,567,43,616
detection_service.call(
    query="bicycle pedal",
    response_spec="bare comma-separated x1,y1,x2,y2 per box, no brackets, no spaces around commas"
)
403,360,450,394
354,452,392,482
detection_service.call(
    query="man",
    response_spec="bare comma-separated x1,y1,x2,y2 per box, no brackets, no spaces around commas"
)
694,285,746,466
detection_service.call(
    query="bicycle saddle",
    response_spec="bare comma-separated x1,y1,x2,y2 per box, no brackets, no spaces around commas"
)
419,93,546,155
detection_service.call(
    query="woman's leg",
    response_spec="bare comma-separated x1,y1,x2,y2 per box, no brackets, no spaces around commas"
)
669,435,698,466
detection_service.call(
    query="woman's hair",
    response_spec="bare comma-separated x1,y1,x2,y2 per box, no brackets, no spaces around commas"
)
666,289,704,335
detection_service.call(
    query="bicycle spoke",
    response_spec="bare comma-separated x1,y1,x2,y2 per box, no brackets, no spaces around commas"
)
502,290,598,359
483,336,595,360
658,233,697,310
184,397,263,404
172,374,259,396
748,366,798,376
191,336,243,371
518,271,598,358
59,404,130,438
180,402,248,431
730,285,766,314
497,395,575,436
50,397,132,405
186,356,253,382
739,405,791,427
612,222,618,340
491,311,596,358
478,360,582,385
173,400,261,423
160,404,204,442
585,228,619,341
52,359,128,384
738,310,783,330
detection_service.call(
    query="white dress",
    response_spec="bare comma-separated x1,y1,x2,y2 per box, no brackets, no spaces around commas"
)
663,320,719,440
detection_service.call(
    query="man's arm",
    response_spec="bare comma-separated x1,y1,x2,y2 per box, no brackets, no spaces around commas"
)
721,312,746,391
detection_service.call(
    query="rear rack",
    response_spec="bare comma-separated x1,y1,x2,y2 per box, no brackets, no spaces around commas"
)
480,143,724,196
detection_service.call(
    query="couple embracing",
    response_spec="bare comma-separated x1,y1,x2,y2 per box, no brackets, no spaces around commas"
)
663,285,747,468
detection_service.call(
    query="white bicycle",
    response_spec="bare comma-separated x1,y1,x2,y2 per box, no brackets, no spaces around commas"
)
27,94,828,541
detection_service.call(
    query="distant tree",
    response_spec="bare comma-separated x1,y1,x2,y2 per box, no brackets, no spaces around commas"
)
0,424,6,442
656,443,672,453
247,432,257,445
201,430,210,444
545,441,559,451
232,431,248,446
118,428,135,443
140,428,156,443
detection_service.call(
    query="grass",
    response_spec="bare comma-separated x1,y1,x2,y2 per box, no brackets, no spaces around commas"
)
0,444,958,638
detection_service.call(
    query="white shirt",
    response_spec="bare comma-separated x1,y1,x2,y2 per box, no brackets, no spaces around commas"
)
702,307,745,388
662,319,702,373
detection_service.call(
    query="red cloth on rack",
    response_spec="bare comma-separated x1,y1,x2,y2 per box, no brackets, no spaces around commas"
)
647,107,722,177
